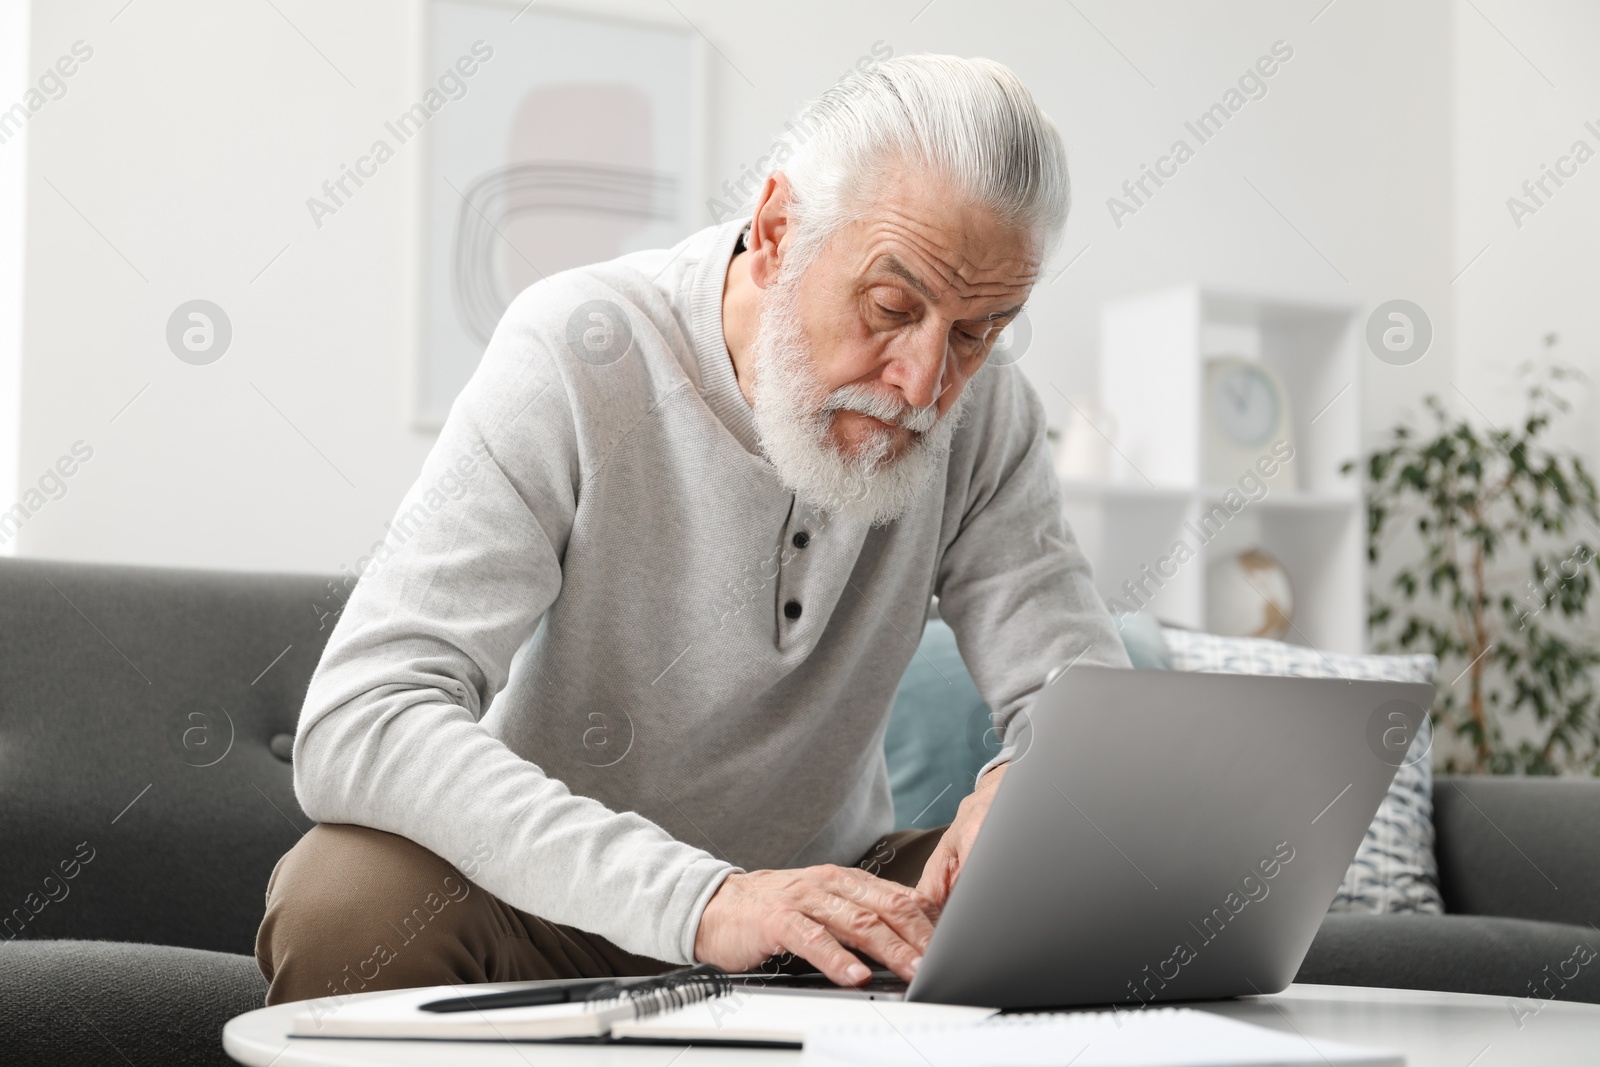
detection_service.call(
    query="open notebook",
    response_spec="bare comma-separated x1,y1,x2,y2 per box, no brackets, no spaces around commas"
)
290,974,989,1047
290,967,1401,1063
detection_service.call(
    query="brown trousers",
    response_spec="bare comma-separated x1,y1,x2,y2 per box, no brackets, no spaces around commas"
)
255,823,946,1005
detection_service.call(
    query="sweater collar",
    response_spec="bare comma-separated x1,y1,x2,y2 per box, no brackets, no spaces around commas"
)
689,218,762,456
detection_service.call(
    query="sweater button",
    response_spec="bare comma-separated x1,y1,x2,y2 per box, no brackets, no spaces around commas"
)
784,600,803,620
792,530,810,549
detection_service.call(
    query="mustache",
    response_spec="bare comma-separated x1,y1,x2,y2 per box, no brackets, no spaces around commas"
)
822,383,941,434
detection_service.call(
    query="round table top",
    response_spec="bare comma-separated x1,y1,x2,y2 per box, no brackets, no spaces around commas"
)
224,982,1600,1066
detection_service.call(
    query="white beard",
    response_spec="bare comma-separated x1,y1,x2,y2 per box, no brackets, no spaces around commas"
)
748,268,973,527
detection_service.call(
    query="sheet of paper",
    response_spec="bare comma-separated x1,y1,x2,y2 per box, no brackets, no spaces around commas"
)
800,1007,1405,1067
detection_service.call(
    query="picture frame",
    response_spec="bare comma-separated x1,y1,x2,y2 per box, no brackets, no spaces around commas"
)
407,0,708,430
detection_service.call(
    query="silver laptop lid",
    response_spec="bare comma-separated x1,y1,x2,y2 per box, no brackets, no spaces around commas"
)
906,665,1434,1009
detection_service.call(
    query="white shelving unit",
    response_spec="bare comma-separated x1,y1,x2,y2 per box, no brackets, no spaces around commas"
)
1060,285,1366,653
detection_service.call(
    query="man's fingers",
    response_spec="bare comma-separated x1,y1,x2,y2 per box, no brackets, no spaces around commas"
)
775,911,872,986
827,868,936,955
712,862,959,990
912,843,952,901
914,845,957,913
809,892,924,982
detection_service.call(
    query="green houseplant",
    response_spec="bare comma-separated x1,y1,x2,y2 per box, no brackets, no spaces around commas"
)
1347,344,1600,775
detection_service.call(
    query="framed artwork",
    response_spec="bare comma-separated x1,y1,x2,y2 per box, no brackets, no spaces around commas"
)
412,0,706,429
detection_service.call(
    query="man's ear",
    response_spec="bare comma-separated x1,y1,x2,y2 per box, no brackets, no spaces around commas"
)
746,172,794,290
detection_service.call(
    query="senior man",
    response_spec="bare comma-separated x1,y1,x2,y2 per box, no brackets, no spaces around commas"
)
256,53,1129,1007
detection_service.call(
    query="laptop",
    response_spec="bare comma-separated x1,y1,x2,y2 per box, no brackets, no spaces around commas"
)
887,664,1435,1008
465,665,1431,1014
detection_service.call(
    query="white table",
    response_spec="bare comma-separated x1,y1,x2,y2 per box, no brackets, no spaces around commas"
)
225,983,1600,1066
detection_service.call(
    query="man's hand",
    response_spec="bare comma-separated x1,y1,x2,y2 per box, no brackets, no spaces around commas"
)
693,864,937,985
914,762,1007,913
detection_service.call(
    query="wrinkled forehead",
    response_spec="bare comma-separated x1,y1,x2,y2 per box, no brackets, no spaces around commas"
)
828,166,1042,293
845,211,1042,314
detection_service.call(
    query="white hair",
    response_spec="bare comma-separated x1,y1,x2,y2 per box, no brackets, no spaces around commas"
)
771,53,1071,273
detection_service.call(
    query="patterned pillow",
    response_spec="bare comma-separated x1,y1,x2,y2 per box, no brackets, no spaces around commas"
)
1161,629,1444,915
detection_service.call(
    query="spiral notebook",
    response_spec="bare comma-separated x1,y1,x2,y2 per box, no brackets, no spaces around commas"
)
288,967,991,1047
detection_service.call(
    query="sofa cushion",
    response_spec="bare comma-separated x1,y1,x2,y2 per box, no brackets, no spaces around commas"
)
0,939,265,1067
0,558,332,954
1298,912,1600,1005
1433,775,1600,928
1161,629,1444,915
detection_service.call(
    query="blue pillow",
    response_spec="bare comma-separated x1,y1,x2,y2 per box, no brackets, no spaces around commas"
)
883,619,999,832
883,613,1164,830
1115,610,1175,670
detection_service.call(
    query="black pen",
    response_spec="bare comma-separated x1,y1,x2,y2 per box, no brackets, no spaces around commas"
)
418,977,626,1014
418,964,729,1014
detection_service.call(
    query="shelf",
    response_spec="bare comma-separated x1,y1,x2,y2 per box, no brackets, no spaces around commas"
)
1056,480,1192,503
1059,481,1360,511
1196,487,1359,512
1069,284,1366,652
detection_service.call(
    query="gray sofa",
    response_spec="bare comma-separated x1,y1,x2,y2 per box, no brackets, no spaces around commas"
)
2,557,1598,1067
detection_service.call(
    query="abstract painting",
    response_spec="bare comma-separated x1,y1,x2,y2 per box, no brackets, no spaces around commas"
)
417,0,704,427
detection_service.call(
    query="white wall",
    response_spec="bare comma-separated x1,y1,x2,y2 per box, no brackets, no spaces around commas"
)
0,0,26,552
16,0,1463,572
1454,0,1600,452
18,0,430,571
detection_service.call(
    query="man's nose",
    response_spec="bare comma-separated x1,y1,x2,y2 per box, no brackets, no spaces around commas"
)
887,326,952,412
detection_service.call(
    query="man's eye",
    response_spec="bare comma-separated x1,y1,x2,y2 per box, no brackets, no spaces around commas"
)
876,303,908,318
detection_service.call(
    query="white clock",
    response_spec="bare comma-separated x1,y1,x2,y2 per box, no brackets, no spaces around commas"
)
1202,357,1296,489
